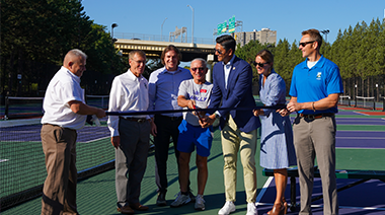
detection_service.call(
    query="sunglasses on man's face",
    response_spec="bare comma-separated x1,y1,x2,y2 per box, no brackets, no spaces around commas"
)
191,67,205,72
299,41,315,47
253,61,269,67
214,48,225,55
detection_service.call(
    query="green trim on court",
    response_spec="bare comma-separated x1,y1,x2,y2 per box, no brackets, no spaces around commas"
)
337,125,384,131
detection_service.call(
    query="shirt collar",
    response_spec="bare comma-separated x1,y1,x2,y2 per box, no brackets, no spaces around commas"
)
304,55,325,69
61,66,81,83
162,66,182,74
127,69,143,81
222,54,236,68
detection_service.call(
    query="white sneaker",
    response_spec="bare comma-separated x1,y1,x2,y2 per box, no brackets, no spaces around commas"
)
218,201,236,215
194,194,206,211
170,192,191,207
246,202,258,215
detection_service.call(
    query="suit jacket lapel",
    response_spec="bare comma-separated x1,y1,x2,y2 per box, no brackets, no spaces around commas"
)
217,63,226,94
225,56,238,98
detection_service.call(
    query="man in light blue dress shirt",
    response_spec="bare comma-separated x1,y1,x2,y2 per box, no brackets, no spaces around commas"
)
148,45,193,206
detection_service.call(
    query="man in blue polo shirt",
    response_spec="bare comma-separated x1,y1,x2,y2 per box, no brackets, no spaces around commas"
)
282,29,343,215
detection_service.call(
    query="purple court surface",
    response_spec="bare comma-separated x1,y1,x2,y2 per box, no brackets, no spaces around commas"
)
336,131,385,148
257,177,385,214
336,118,385,125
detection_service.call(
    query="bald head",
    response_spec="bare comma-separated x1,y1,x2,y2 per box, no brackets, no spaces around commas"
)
63,49,87,77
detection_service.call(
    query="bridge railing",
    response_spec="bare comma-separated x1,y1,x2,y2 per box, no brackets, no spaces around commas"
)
114,32,215,45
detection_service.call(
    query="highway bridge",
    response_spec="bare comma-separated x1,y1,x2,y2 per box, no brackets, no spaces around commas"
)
114,39,215,62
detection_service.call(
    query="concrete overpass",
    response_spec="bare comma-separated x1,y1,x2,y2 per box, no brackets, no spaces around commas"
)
114,39,216,62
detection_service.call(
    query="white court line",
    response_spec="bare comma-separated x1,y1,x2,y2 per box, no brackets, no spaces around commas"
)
255,176,385,211
308,204,385,211
256,202,385,211
0,159,9,163
82,136,110,144
255,176,274,206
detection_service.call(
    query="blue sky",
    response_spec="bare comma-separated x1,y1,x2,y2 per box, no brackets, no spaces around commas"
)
82,0,385,45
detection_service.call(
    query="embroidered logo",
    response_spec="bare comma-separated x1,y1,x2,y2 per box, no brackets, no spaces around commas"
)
316,72,322,80
200,89,207,93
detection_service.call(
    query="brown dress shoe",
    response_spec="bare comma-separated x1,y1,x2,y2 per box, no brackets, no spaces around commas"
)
117,205,134,214
129,202,149,211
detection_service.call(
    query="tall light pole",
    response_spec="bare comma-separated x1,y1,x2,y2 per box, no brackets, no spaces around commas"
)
161,17,167,41
320,29,330,43
111,23,118,42
187,5,194,44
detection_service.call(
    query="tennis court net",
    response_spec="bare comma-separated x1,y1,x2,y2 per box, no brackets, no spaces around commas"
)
338,95,351,106
0,118,113,211
3,97,44,120
1,95,109,120
354,96,376,110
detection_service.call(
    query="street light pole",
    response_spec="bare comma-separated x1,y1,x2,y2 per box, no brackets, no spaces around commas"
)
187,5,194,44
161,17,167,41
111,23,118,42
320,29,330,43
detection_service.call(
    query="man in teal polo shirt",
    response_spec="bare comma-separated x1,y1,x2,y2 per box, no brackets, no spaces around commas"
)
281,29,343,215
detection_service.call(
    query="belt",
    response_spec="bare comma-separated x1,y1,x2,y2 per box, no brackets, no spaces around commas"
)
119,117,148,123
157,115,182,121
43,123,76,132
299,113,334,120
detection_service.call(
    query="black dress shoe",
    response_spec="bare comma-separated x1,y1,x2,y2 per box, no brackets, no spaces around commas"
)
156,192,167,206
129,202,149,211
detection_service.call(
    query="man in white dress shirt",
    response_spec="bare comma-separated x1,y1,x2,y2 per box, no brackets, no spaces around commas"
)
108,50,155,214
41,49,105,215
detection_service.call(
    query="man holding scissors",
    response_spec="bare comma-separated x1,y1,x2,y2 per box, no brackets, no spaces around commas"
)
170,58,213,211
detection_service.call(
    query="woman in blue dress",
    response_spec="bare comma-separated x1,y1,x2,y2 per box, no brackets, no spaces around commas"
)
253,49,296,215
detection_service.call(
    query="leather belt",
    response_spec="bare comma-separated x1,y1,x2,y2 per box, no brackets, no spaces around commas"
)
157,114,182,121
119,117,148,123
299,113,334,120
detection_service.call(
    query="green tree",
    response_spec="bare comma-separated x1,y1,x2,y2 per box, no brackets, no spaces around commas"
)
1,0,125,97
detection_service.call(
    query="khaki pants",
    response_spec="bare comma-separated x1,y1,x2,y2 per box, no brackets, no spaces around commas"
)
41,124,78,215
221,115,258,203
293,116,338,215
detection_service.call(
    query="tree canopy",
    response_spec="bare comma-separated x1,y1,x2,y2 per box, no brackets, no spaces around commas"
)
1,0,127,96
235,19,385,99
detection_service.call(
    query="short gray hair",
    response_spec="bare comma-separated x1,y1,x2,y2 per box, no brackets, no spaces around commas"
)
191,58,207,68
69,49,87,59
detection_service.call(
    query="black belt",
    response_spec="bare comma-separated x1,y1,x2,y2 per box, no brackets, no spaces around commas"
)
156,114,182,121
299,113,334,120
119,117,148,123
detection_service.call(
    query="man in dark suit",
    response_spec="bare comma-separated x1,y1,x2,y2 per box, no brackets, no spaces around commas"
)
200,35,260,215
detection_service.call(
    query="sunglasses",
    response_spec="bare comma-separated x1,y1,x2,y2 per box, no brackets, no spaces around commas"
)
253,61,269,67
191,67,205,72
299,41,315,47
214,48,225,55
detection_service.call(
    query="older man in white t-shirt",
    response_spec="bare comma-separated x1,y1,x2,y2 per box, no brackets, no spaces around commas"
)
170,58,213,211
41,49,105,215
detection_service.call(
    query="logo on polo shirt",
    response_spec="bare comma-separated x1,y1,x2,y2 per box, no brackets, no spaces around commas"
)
316,72,322,80
200,89,207,93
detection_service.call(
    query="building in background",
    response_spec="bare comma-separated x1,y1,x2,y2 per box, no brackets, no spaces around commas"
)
232,28,276,47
